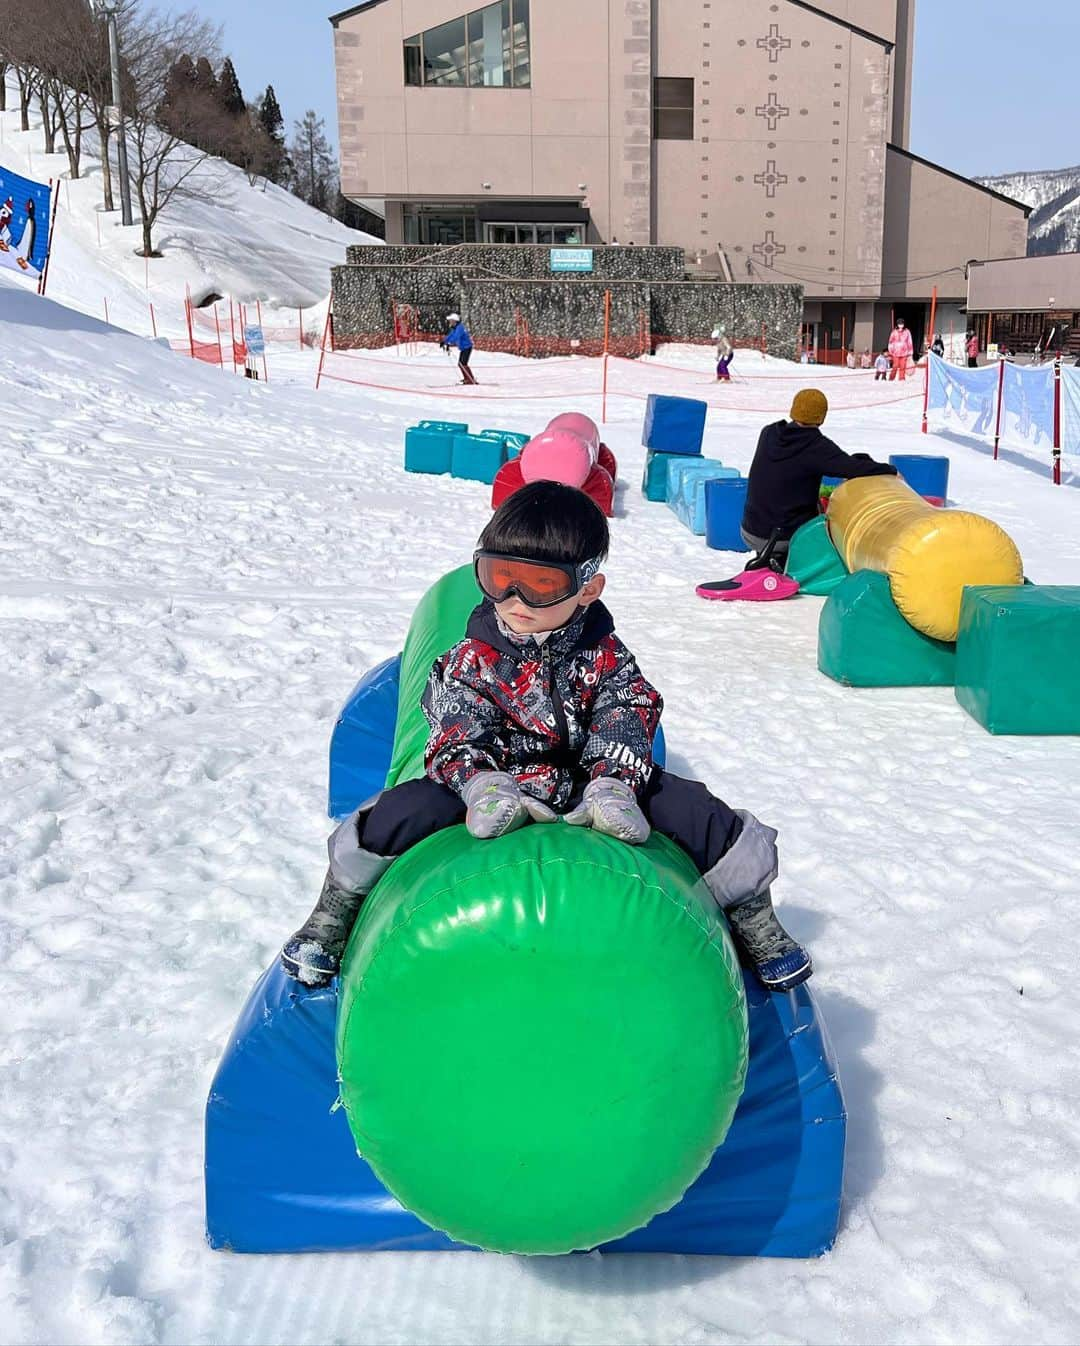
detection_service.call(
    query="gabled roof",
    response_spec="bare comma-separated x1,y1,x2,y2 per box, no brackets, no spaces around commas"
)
329,0,388,27
888,144,1033,216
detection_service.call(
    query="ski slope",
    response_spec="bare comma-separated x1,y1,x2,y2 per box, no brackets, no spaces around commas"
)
2,267,1079,1345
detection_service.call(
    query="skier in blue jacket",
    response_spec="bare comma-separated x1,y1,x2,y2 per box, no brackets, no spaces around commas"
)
440,312,477,385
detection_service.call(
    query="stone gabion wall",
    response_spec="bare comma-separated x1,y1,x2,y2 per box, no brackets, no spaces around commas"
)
345,243,685,283
464,281,651,357
331,246,803,359
649,282,803,361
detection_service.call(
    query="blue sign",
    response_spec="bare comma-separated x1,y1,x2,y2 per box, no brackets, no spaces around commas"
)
243,325,266,356
550,247,594,273
0,167,52,282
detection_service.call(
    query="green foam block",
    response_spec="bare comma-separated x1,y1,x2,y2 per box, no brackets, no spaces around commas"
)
955,585,1080,734
786,516,847,596
818,570,956,687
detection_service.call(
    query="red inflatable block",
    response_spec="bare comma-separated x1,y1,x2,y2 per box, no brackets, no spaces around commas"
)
598,443,618,479
491,458,615,517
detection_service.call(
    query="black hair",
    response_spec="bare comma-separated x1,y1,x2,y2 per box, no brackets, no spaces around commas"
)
478,481,609,565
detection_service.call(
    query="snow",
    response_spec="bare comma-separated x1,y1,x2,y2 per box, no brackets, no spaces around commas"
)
3,85,1080,1346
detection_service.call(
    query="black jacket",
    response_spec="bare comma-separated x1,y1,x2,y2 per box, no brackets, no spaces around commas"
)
742,420,898,541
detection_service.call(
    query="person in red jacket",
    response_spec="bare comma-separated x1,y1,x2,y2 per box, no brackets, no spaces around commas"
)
888,318,914,380
966,331,980,368
280,482,811,995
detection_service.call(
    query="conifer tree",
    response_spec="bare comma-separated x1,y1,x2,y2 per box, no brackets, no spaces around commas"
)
217,57,245,119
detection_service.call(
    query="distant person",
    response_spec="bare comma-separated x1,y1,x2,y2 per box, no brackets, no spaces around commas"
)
931,333,945,358
741,390,898,561
966,331,979,368
845,349,856,370
887,318,914,380
874,352,890,381
859,349,873,370
715,332,734,382
440,312,477,385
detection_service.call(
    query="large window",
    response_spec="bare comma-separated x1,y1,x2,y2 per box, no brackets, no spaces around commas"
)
484,223,583,244
405,0,530,89
653,77,694,140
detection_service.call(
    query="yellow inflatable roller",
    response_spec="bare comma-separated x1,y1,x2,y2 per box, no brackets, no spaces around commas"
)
827,476,1023,641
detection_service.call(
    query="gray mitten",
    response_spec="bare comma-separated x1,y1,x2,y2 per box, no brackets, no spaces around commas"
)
701,809,779,909
564,777,650,845
461,771,557,840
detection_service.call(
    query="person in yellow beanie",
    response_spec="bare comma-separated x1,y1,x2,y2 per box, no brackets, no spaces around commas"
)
741,388,898,559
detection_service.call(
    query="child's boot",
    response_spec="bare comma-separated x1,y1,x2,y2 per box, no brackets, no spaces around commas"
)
280,804,393,989
702,809,812,993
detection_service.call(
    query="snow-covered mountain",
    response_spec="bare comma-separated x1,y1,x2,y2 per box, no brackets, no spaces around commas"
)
977,165,1080,256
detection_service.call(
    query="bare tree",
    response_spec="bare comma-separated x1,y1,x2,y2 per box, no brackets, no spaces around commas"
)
0,2,39,132
119,5,222,256
36,0,99,181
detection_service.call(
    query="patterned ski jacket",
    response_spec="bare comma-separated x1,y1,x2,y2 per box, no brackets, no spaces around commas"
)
422,599,662,810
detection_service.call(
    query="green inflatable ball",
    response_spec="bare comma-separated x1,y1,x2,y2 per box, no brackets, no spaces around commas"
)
336,822,748,1254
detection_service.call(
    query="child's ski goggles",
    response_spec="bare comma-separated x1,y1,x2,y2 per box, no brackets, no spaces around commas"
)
473,551,602,608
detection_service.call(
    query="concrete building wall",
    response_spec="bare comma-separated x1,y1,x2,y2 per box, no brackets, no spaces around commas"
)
882,148,1030,301
968,253,1080,313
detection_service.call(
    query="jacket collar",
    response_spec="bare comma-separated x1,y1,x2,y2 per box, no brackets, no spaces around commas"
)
466,598,615,659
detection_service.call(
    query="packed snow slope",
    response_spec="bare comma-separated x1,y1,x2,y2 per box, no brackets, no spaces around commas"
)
0,71,378,343
1,278,1079,1346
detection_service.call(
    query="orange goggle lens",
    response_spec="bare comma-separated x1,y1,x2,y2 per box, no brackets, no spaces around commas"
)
474,554,579,608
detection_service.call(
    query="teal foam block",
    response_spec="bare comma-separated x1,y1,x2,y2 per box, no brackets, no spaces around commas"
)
451,432,508,484
642,450,708,502
666,460,741,534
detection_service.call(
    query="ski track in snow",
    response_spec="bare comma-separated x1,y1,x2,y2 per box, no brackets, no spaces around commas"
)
1,282,1079,1346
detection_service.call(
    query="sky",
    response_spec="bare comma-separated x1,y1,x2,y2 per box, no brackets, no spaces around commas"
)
193,1,1080,179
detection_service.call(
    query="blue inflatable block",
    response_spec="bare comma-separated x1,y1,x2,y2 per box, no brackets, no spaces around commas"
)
208,661,844,1257
643,394,707,455
705,477,751,552
420,420,469,434
451,432,507,484
327,656,401,819
888,454,950,500
404,426,454,475
482,429,530,460
667,460,740,535
642,450,706,502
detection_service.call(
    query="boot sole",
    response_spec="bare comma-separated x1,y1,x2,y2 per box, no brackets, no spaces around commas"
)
757,953,813,993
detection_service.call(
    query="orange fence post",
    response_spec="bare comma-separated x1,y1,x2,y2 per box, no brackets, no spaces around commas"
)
213,303,224,369
229,301,238,374
149,301,157,339
921,285,938,434
298,306,304,350
601,289,611,425
315,304,333,390
184,295,195,359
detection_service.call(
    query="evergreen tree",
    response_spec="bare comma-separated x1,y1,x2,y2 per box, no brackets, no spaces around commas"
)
217,57,245,119
289,110,335,210
192,55,217,100
256,85,288,184
258,85,284,142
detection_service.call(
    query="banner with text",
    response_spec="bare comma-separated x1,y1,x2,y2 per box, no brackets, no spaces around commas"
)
0,167,52,282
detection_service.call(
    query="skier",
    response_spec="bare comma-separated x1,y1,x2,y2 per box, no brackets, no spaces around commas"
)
887,318,914,380
714,331,733,382
440,313,477,385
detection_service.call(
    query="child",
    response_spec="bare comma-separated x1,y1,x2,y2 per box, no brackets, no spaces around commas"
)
715,333,734,382
440,312,476,385
281,482,811,994
873,351,890,381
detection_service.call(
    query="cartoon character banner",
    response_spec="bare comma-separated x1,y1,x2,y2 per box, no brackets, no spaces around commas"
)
927,355,999,438
0,167,52,282
1000,361,1055,455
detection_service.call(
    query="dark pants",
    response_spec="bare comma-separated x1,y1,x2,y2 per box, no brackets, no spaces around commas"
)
716,357,732,381
458,347,476,384
360,769,741,877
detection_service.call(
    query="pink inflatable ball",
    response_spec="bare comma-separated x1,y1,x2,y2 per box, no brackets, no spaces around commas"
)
519,429,593,489
546,413,600,465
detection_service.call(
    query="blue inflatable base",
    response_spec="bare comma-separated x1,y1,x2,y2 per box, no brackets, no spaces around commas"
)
207,658,845,1258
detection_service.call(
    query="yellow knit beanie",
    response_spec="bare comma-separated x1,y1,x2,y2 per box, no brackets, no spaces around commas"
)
790,389,828,426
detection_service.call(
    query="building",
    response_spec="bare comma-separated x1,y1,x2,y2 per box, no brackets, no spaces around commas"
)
967,252,1080,359
330,0,1030,358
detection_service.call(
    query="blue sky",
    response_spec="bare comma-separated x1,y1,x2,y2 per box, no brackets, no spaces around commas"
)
197,1,1079,179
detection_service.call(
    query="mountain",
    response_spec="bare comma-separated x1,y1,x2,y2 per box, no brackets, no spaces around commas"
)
976,166,1080,256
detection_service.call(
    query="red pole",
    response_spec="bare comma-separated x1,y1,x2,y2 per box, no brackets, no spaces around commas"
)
601,289,611,425
229,300,238,374
298,306,304,350
922,285,938,434
213,303,224,368
256,300,268,381
992,354,1006,459
315,304,333,390
149,301,157,339
38,179,59,296
1053,355,1062,484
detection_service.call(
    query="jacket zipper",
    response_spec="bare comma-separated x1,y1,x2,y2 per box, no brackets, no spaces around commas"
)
543,644,570,751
